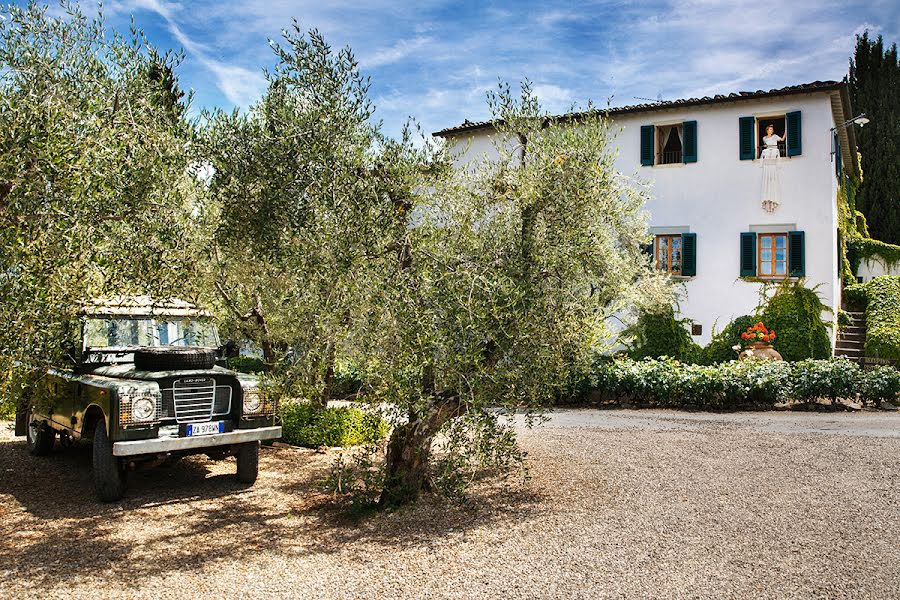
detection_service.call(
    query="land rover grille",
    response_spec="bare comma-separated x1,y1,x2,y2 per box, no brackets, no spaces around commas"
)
160,378,231,423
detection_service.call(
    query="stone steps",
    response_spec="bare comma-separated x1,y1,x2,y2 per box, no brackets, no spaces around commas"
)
835,307,867,360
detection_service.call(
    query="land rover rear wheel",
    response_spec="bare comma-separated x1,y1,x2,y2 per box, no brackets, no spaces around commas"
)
26,415,54,456
235,442,259,484
92,420,127,502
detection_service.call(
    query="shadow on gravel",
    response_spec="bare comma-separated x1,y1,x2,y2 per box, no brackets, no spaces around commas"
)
0,438,544,592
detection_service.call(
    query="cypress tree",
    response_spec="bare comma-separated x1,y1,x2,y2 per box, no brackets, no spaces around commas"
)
848,32,900,244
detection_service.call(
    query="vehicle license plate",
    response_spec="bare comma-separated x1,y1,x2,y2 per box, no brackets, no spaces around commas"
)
186,421,224,436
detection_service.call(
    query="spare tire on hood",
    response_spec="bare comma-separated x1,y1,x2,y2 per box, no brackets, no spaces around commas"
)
133,347,218,371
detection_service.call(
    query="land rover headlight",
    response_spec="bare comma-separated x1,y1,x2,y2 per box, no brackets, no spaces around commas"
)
243,389,262,414
132,397,156,422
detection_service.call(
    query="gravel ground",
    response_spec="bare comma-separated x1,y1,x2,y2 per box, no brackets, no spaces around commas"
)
2,409,900,599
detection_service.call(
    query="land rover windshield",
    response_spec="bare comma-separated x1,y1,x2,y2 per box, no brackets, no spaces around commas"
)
83,317,220,349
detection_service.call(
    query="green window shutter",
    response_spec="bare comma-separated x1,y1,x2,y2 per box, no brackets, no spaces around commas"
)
834,131,842,178
681,233,697,276
740,232,756,276
640,125,654,166
682,121,697,163
789,230,805,276
786,111,802,156
739,117,755,160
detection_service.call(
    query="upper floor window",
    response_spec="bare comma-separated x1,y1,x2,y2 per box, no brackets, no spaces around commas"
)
739,112,801,160
641,121,697,166
757,117,787,158
657,124,682,164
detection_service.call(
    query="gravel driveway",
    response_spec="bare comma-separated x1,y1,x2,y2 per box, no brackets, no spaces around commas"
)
2,409,900,599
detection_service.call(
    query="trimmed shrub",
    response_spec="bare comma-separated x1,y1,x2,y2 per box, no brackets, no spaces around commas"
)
624,309,702,362
760,283,831,361
280,402,387,448
588,357,897,409
859,367,900,406
860,276,900,360
789,358,859,403
701,314,755,364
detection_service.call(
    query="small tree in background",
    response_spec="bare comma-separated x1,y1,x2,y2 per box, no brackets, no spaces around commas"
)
0,2,205,410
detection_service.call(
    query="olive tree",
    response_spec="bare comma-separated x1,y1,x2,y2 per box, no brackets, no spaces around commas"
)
0,2,205,410
349,84,671,506
200,24,396,403
199,24,668,506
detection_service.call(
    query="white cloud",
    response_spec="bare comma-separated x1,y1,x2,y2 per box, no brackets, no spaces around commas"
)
109,0,266,106
531,84,574,109
204,61,268,107
360,36,432,68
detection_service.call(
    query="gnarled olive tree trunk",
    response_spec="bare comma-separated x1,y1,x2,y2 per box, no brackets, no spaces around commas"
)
380,392,464,507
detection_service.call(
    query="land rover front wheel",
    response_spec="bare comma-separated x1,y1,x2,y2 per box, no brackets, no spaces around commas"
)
92,420,127,502
26,415,55,456
235,442,259,484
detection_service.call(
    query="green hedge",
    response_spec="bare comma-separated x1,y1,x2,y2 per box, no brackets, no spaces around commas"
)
589,357,899,409
859,276,900,360
280,402,387,447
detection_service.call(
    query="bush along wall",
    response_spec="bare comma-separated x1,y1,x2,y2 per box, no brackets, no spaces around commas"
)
759,281,831,362
280,401,387,448
588,357,899,410
700,314,756,364
631,280,831,365
624,308,702,362
854,276,900,360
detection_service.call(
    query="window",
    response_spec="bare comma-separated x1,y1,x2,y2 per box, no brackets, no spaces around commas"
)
757,116,787,157
757,233,788,277
641,121,696,165
739,112,801,160
655,234,683,275
657,124,682,164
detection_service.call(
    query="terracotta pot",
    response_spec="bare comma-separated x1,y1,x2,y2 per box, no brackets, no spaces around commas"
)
740,342,783,361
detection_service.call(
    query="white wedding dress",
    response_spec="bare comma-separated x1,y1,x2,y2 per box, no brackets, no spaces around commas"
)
760,134,782,213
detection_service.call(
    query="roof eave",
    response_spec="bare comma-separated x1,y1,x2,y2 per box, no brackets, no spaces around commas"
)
433,81,845,138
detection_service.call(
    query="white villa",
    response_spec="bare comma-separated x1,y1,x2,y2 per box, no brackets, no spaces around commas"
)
434,80,872,348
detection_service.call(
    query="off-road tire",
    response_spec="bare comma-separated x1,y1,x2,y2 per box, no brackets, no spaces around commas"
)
92,420,127,502
235,442,259,484
26,416,55,456
133,347,217,371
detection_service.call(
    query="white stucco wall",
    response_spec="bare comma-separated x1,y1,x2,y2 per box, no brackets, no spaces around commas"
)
443,91,842,347
857,257,900,281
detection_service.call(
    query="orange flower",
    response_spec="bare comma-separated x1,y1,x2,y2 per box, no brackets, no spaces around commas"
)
770,331,776,339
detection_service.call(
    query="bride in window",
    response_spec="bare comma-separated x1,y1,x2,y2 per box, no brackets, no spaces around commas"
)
760,124,784,213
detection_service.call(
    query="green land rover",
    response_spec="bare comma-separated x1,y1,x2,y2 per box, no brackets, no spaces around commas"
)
16,297,281,501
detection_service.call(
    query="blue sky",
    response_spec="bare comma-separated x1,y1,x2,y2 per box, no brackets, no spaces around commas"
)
31,0,900,138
